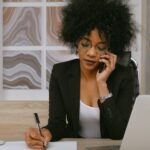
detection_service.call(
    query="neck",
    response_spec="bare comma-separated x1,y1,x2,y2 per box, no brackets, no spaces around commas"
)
80,66,97,80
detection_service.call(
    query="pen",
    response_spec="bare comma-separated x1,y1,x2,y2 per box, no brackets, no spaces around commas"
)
34,113,46,150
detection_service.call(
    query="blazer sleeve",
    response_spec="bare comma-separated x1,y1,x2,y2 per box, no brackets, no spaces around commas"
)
44,65,66,141
99,66,134,139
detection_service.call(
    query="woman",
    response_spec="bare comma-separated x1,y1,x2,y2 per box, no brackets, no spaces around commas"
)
25,0,137,149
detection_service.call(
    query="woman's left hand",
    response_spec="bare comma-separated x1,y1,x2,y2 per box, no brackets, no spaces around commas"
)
96,51,117,84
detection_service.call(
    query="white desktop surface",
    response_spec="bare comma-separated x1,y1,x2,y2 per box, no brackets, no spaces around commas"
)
0,141,77,150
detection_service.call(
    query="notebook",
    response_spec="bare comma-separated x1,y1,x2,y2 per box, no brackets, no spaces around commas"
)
86,95,150,150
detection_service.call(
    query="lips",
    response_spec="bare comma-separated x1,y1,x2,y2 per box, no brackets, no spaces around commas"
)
84,59,96,65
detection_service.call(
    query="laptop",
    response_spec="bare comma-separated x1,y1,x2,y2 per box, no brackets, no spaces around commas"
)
86,95,150,150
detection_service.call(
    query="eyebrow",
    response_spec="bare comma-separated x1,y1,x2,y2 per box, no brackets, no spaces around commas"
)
82,37,107,44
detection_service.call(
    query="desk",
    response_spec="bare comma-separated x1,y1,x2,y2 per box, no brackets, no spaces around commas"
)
0,101,121,149
63,138,121,150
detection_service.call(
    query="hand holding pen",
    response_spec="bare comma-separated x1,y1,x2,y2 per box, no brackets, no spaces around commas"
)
34,113,47,150
24,113,52,150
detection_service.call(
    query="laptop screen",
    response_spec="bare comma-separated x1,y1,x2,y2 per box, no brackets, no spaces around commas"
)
120,95,150,150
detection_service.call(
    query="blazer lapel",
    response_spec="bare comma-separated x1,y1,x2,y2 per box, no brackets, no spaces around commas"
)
68,60,80,136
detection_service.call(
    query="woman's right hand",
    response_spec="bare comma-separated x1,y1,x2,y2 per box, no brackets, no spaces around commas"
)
24,127,52,150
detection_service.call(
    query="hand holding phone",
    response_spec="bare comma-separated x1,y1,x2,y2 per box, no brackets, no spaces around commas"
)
98,62,106,73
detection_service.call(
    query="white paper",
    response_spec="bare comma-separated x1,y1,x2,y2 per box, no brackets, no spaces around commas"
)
0,141,77,150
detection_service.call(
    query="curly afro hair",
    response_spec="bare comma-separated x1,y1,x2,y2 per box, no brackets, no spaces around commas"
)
60,0,137,55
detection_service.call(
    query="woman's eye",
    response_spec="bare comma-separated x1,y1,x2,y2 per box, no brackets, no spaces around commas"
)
81,42,90,47
80,39,91,48
97,45,107,51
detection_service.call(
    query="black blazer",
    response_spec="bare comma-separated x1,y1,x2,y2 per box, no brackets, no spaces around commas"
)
45,59,134,141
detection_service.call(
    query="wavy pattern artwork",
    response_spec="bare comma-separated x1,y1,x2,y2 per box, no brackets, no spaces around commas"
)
3,7,41,46
46,50,77,88
3,51,41,89
47,7,62,45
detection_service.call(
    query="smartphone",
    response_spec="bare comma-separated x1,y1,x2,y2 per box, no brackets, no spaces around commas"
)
98,62,106,73
98,51,131,72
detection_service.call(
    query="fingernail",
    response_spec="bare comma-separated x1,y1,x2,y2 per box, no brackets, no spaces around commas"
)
44,141,47,147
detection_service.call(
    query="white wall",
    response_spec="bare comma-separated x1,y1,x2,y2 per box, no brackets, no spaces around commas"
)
143,0,150,94
0,0,3,99
128,0,142,91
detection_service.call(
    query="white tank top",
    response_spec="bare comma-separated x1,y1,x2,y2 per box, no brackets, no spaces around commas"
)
79,100,101,138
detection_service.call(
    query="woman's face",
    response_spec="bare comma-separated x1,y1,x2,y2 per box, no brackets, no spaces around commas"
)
77,29,108,72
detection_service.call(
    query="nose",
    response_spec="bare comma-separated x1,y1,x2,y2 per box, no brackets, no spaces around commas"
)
87,46,97,57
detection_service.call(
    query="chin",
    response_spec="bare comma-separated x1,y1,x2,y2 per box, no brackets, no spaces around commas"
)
84,65,96,71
